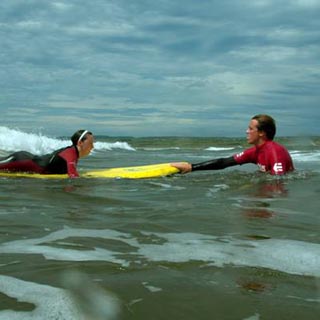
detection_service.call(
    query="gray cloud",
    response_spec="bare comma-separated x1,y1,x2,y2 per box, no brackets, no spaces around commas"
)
1,0,319,136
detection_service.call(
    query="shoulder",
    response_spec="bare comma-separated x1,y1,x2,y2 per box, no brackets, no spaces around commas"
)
264,140,290,153
234,146,257,163
58,146,78,160
265,140,281,147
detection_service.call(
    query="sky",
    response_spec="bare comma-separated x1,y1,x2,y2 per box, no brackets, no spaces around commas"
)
1,0,319,137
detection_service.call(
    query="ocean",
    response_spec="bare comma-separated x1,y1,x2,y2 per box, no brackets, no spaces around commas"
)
0,127,319,320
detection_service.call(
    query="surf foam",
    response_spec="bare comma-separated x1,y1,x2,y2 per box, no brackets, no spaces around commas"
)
0,275,82,320
0,273,120,320
1,227,319,277
0,126,135,154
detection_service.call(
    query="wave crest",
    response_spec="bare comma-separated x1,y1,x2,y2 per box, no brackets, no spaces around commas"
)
0,126,135,155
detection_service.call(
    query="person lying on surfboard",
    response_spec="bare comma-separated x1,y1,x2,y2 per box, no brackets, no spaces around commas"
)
0,130,94,178
171,114,294,175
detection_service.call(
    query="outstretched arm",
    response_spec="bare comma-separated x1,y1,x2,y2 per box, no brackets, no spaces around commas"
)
171,156,238,174
192,156,238,171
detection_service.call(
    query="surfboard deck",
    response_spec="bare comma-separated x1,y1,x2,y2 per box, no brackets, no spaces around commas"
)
0,163,182,179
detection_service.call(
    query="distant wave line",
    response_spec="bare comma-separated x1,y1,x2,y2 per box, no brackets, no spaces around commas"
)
205,147,236,151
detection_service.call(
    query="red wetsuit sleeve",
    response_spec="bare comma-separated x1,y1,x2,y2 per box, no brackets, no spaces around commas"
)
57,147,79,178
233,147,257,164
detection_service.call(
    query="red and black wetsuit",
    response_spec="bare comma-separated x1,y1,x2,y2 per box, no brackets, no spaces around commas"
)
192,140,294,175
0,146,79,178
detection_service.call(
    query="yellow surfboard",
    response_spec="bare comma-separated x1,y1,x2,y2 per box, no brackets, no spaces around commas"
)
0,163,181,179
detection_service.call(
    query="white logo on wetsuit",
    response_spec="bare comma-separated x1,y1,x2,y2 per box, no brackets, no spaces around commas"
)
235,152,244,158
273,162,283,173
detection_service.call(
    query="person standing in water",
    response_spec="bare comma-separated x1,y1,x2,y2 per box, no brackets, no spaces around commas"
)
0,130,94,178
171,114,294,175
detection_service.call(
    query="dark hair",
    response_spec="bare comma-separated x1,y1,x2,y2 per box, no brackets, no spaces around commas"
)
71,130,93,146
252,114,276,140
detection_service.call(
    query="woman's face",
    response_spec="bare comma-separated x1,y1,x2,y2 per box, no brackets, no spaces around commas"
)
78,134,94,157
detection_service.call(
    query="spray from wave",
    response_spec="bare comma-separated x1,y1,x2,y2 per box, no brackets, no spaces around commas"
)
0,126,135,155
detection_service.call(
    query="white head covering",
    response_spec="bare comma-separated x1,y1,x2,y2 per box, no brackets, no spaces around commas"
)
77,130,88,143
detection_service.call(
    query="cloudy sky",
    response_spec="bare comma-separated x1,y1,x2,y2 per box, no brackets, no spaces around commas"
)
1,0,319,137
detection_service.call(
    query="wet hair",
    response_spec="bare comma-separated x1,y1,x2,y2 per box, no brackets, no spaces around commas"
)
71,130,93,146
252,114,276,140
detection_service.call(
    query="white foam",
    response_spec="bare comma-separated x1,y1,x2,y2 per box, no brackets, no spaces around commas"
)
94,141,136,151
0,275,83,320
0,126,135,155
149,182,186,190
0,126,68,155
138,232,320,277
1,227,320,277
0,227,133,266
207,184,230,196
142,282,162,293
205,147,235,151
0,273,120,320
291,150,320,162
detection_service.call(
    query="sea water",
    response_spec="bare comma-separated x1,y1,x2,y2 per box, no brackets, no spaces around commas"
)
0,127,319,320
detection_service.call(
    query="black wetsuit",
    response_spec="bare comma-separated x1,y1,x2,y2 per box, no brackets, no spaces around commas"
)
0,146,80,177
192,156,237,171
